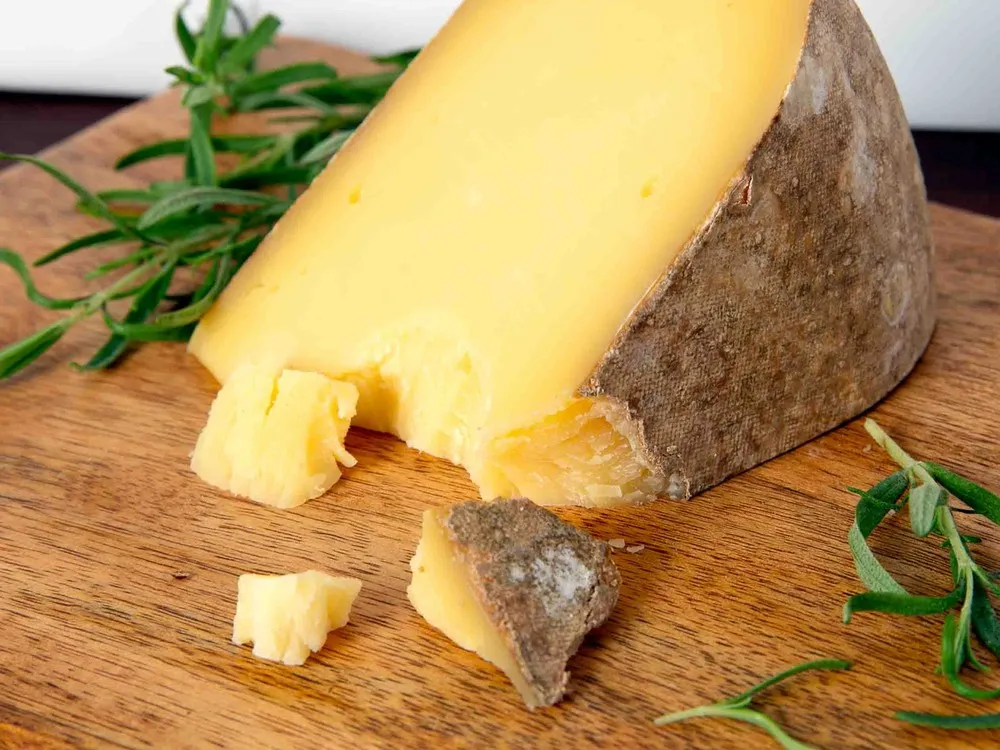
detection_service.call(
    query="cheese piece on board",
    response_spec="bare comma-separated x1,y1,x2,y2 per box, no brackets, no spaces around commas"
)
232,571,362,666
407,499,620,708
190,0,934,505
191,364,358,508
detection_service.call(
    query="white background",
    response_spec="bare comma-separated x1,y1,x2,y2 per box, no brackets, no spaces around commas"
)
0,0,998,129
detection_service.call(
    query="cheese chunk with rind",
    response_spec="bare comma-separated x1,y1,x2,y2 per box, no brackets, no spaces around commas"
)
408,499,620,708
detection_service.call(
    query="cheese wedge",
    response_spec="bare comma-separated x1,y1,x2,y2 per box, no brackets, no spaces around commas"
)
407,499,620,708
190,0,934,505
191,364,358,508
232,571,362,666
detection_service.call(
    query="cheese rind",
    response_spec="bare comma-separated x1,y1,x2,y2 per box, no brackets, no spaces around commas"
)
232,571,362,666
407,499,620,708
190,0,934,504
191,364,358,508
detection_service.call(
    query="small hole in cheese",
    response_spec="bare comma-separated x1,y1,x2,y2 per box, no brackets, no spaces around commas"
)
349,187,363,205
641,179,656,199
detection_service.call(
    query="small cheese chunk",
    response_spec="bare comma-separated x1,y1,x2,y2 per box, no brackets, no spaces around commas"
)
191,364,359,508
408,499,620,708
232,571,362,666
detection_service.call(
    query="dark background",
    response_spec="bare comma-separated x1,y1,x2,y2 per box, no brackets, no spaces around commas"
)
1,90,998,218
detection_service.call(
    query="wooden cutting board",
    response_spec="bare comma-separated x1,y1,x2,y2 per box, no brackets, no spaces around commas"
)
2,39,1000,750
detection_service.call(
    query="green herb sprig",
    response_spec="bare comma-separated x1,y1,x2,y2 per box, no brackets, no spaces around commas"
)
0,0,414,379
654,659,852,749
846,419,1000,725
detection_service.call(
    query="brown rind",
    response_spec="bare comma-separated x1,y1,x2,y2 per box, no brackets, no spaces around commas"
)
583,0,935,498
443,499,620,708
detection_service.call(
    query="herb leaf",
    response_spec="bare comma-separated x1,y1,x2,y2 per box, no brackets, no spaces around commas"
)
843,588,965,623
0,249,87,310
654,659,851,750
925,462,1000,525
137,187,279,229
218,14,280,75
0,319,71,379
909,482,946,538
896,711,1000,730
174,3,198,63
848,471,909,594
971,579,1000,660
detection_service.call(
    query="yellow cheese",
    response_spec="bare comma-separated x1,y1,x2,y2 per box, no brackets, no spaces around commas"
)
190,0,814,505
191,364,358,508
407,499,620,708
232,571,362,666
408,508,536,702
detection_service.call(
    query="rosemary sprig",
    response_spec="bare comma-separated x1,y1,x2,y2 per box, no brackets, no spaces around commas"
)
0,0,415,378
846,419,1000,720
654,659,852,749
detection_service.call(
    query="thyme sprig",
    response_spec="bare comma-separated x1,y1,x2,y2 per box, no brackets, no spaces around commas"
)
654,659,852,749
846,419,1000,726
0,0,413,378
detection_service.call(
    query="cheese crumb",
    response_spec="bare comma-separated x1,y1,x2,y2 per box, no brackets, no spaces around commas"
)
626,545,645,554
232,571,362,666
608,538,627,549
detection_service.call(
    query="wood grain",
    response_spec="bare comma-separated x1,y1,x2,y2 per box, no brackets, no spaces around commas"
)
2,39,1000,750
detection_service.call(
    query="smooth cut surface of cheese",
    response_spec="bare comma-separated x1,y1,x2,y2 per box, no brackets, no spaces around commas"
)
232,571,362,666
191,364,358,508
190,0,812,505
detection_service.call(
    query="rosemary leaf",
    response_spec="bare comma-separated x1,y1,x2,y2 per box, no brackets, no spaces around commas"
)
0,319,72,379
165,65,201,86
301,72,401,106
137,187,278,229
94,189,162,206
299,131,353,165
188,104,218,186
182,84,217,110
925,462,1000,525
116,134,278,170
909,482,947,538
0,249,88,310
843,588,965,623
174,3,198,63
220,165,315,190
896,711,1000,730
373,49,421,69
230,62,339,99
192,0,229,72
84,247,157,280
34,229,129,267
848,470,909,594
233,89,338,114
218,14,280,75
970,579,1000,662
